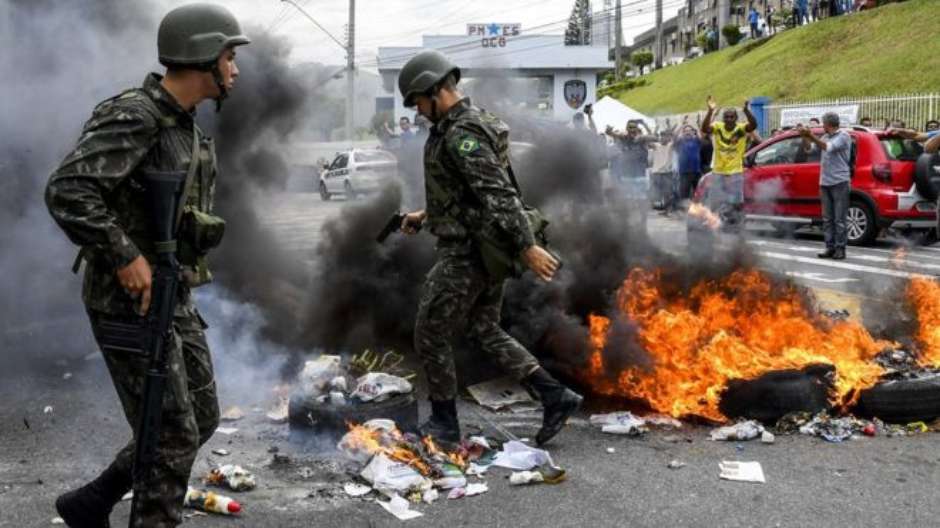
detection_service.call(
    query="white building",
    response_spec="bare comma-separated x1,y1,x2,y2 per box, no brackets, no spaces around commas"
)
376,23,613,124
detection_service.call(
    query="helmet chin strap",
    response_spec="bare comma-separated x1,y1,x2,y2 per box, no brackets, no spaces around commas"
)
210,64,227,112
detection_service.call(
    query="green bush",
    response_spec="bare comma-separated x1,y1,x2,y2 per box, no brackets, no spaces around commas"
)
722,24,743,46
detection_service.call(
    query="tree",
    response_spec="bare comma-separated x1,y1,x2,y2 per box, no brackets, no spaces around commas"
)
631,50,654,74
564,0,593,45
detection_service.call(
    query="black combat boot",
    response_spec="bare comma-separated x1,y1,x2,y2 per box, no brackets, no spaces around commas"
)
526,368,583,446
55,462,132,528
419,399,461,444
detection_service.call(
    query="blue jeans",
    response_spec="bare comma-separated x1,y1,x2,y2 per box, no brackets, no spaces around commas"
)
821,181,850,250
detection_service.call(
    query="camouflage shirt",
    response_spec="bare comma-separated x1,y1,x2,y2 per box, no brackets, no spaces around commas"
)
423,98,535,255
46,73,218,315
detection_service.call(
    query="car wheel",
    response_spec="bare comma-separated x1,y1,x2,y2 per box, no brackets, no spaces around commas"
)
288,392,419,442
854,373,940,424
318,181,331,201
344,181,356,200
846,199,877,246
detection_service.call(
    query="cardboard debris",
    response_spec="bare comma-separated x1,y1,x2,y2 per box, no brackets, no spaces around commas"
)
467,377,536,411
377,494,423,520
215,427,238,435
718,461,766,483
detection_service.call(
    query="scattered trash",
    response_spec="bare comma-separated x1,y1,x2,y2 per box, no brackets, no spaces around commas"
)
363,418,397,432
51,517,65,525
422,488,439,504
211,449,230,457
360,454,430,496
351,372,413,403
297,467,315,479
184,487,241,515
606,447,616,454
590,412,647,436
465,482,488,496
349,349,409,378
710,421,764,441
83,352,99,361
328,391,347,406
433,475,467,490
330,376,348,392
718,461,766,483
761,432,775,444
343,483,373,497
509,471,544,486
492,440,554,470
43,406,53,414
862,423,877,437
667,460,685,470
204,465,257,492
537,464,566,484
215,427,238,435
377,494,423,520
643,415,683,429
662,435,682,443
466,463,489,477
62,372,72,380
467,436,491,449
266,397,289,424
797,413,868,443
121,491,133,501
299,355,343,398
183,511,208,520
447,487,466,500
467,377,536,412
220,406,244,422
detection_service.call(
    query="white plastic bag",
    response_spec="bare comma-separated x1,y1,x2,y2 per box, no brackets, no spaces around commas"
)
351,373,413,402
299,355,342,398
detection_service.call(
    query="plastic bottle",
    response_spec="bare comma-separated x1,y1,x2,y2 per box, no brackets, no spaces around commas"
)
184,487,241,515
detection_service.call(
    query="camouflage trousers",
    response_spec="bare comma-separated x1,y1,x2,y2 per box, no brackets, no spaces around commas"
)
88,308,219,528
414,247,540,401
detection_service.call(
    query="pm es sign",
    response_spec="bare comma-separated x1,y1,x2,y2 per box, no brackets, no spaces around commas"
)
467,23,521,47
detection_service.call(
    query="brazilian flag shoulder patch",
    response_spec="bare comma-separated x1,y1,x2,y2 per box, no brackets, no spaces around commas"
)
456,136,480,156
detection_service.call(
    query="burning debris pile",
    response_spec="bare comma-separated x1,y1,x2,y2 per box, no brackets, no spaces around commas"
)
335,419,564,520
583,268,940,424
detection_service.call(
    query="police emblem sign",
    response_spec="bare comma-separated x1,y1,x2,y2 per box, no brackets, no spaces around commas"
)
467,23,521,48
564,79,587,109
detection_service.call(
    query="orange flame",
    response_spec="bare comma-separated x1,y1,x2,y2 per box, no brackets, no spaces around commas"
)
907,277,940,367
586,268,891,422
688,203,721,230
422,436,467,469
343,423,432,475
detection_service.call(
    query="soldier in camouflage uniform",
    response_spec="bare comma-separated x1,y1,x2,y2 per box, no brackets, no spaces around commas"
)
398,51,583,446
44,4,249,527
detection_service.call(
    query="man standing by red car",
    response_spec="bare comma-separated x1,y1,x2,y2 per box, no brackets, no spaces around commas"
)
799,113,852,260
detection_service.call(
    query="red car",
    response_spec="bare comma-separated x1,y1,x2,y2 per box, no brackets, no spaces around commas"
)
693,127,934,245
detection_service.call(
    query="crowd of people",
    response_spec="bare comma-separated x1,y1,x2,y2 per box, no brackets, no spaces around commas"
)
748,0,875,40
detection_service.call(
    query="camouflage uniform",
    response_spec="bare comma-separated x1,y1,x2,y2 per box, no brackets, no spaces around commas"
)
46,73,219,527
416,98,540,401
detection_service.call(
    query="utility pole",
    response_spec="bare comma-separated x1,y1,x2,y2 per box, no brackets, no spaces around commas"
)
280,0,355,142
654,0,663,69
346,0,355,143
604,0,613,49
614,0,623,80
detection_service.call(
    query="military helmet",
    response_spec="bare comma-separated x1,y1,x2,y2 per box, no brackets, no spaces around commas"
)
158,3,250,68
398,50,461,107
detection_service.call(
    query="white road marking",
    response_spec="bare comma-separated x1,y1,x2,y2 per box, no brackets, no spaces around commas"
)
783,271,859,283
758,251,931,280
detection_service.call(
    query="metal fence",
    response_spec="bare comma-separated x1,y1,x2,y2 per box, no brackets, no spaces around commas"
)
765,93,940,131
646,93,939,136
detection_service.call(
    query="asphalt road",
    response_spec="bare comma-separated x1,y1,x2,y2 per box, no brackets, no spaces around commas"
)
4,191,940,528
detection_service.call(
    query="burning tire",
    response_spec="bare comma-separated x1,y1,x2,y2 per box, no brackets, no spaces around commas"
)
288,392,419,441
854,373,940,424
718,365,834,424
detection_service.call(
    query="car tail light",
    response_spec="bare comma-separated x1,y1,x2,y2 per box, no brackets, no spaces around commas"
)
872,163,892,183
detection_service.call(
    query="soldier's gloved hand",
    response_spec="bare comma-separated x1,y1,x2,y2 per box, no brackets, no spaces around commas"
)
522,245,559,282
401,210,426,235
117,255,153,316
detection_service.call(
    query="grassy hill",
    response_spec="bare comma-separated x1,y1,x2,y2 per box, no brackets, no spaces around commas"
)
606,0,940,115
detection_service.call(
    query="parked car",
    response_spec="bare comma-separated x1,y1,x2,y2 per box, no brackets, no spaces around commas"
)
691,127,934,245
318,148,399,201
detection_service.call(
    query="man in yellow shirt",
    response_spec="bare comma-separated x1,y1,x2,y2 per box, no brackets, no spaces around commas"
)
700,96,758,230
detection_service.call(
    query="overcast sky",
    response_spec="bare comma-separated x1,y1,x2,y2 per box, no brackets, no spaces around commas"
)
155,0,683,69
